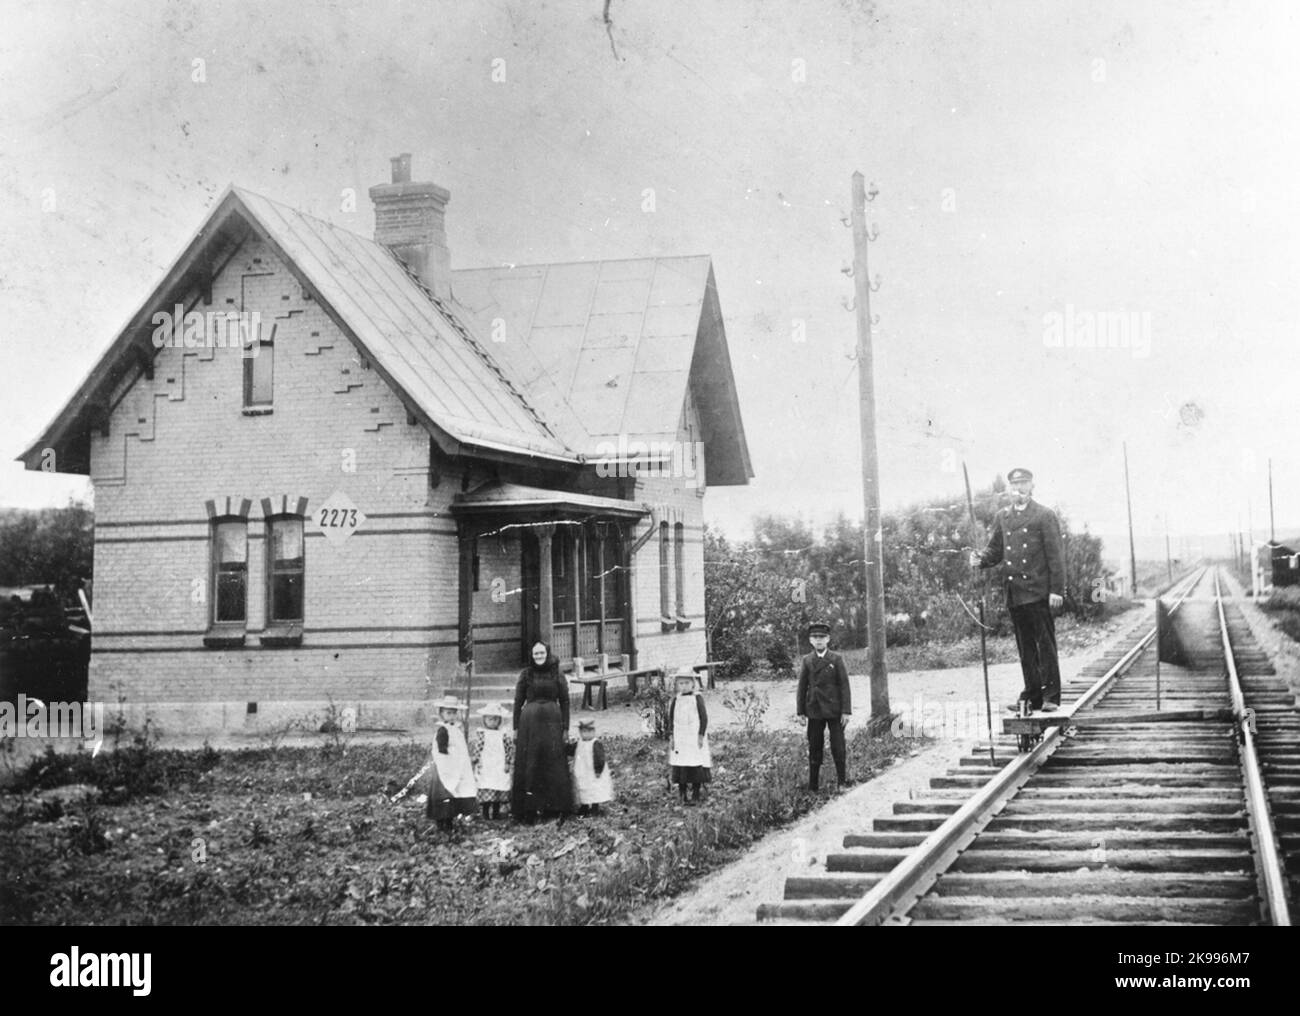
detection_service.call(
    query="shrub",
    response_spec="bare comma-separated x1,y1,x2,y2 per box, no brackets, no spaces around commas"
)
634,683,674,741
721,685,769,738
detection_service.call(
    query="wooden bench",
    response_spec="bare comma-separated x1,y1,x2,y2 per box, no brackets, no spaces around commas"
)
564,654,667,710
563,657,732,708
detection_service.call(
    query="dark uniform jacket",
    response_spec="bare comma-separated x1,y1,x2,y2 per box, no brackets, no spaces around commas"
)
978,499,1065,607
796,650,851,720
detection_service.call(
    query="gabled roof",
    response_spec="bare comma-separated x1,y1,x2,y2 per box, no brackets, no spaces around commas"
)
454,258,753,485
18,187,575,471
19,187,752,485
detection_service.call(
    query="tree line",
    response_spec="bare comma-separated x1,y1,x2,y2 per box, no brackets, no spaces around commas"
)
705,476,1111,674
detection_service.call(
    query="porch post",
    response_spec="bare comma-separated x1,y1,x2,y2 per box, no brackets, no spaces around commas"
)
457,521,476,665
622,521,637,668
537,523,555,650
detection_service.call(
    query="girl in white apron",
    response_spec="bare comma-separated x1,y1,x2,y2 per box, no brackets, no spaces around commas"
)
669,668,711,804
570,718,614,815
427,693,478,829
471,703,513,820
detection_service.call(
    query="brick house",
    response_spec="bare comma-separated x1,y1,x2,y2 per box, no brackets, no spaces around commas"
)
18,155,752,731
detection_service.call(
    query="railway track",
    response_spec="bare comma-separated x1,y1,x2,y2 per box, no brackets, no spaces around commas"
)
758,566,1298,926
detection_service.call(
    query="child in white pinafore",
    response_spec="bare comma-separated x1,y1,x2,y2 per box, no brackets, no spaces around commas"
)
470,702,513,820
426,693,478,830
668,668,711,804
569,718,614,816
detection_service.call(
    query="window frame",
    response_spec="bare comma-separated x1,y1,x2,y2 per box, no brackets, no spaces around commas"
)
242,322,275,412
262,513,305,644
205,515,248,647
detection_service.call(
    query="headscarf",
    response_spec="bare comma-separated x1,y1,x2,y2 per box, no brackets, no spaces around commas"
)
528,640,559,677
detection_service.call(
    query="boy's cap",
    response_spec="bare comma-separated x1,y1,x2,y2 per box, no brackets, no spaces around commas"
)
808,620,831,636
1007,467,1034,483
577,718,596,731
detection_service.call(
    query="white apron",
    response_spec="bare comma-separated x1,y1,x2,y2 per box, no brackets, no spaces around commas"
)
572,738,614,805
670,693,712,768
432,722,478,799
474,728,511,792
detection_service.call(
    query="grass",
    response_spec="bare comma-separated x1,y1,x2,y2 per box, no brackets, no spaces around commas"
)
1260,586,1300,644
0,726,919,926
836,603,1141,674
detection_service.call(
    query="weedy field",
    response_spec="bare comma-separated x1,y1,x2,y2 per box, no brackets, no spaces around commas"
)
0,725,917,926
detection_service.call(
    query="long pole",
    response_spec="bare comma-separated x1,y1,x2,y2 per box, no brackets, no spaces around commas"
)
851,171,889,724
1170,514,1180,584
964,463,996,765
1123,443,1138,597
1269,457,1276,543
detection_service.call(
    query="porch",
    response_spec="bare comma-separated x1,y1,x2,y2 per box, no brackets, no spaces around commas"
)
450,483,649,674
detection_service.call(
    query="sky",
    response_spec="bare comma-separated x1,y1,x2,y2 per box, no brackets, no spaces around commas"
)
1,0,1297,562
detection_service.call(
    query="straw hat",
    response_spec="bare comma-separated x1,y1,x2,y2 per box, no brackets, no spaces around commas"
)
476,702,507,719
435,692,467,712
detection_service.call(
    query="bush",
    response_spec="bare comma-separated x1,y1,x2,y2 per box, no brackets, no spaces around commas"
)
721,685,769,738
634,683,674,741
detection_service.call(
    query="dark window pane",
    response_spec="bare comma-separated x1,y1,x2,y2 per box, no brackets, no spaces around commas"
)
271,573,303,622
268,517,304,622
216,572,246,622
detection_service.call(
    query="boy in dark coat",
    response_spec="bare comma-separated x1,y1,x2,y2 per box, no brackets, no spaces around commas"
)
796,620,853,791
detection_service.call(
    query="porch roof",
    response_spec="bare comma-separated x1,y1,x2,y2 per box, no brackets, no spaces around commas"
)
450,483,647,520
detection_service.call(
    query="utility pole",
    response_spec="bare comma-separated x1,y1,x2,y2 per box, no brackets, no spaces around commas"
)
1123,442,1138,597
1269,457,1276,543
851,171,889,723
1170,514,1180,584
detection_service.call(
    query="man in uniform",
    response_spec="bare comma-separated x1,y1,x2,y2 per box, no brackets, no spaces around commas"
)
796,620,853,790
969,468,1066,713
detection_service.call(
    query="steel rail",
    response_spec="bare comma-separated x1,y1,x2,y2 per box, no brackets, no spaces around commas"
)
835,566,1208,927
1213,569,1292,926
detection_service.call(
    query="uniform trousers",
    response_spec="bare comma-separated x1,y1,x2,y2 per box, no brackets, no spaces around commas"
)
1009,599,1061,707
807,717,847,775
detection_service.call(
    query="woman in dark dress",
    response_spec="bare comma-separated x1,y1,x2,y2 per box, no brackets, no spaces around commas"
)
512,641,573,823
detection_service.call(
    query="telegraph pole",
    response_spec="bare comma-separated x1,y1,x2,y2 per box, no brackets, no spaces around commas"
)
1269,457,1276,543
851,171,889,722
1170,517,1180,589
1123,443,1138,597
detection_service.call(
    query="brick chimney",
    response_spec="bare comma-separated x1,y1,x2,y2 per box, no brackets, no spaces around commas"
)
369,153,452,302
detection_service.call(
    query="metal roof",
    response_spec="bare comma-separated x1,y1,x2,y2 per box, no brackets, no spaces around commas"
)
452,257,713,457
234,189,571,460
18,187,576,470
19,188,751,483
